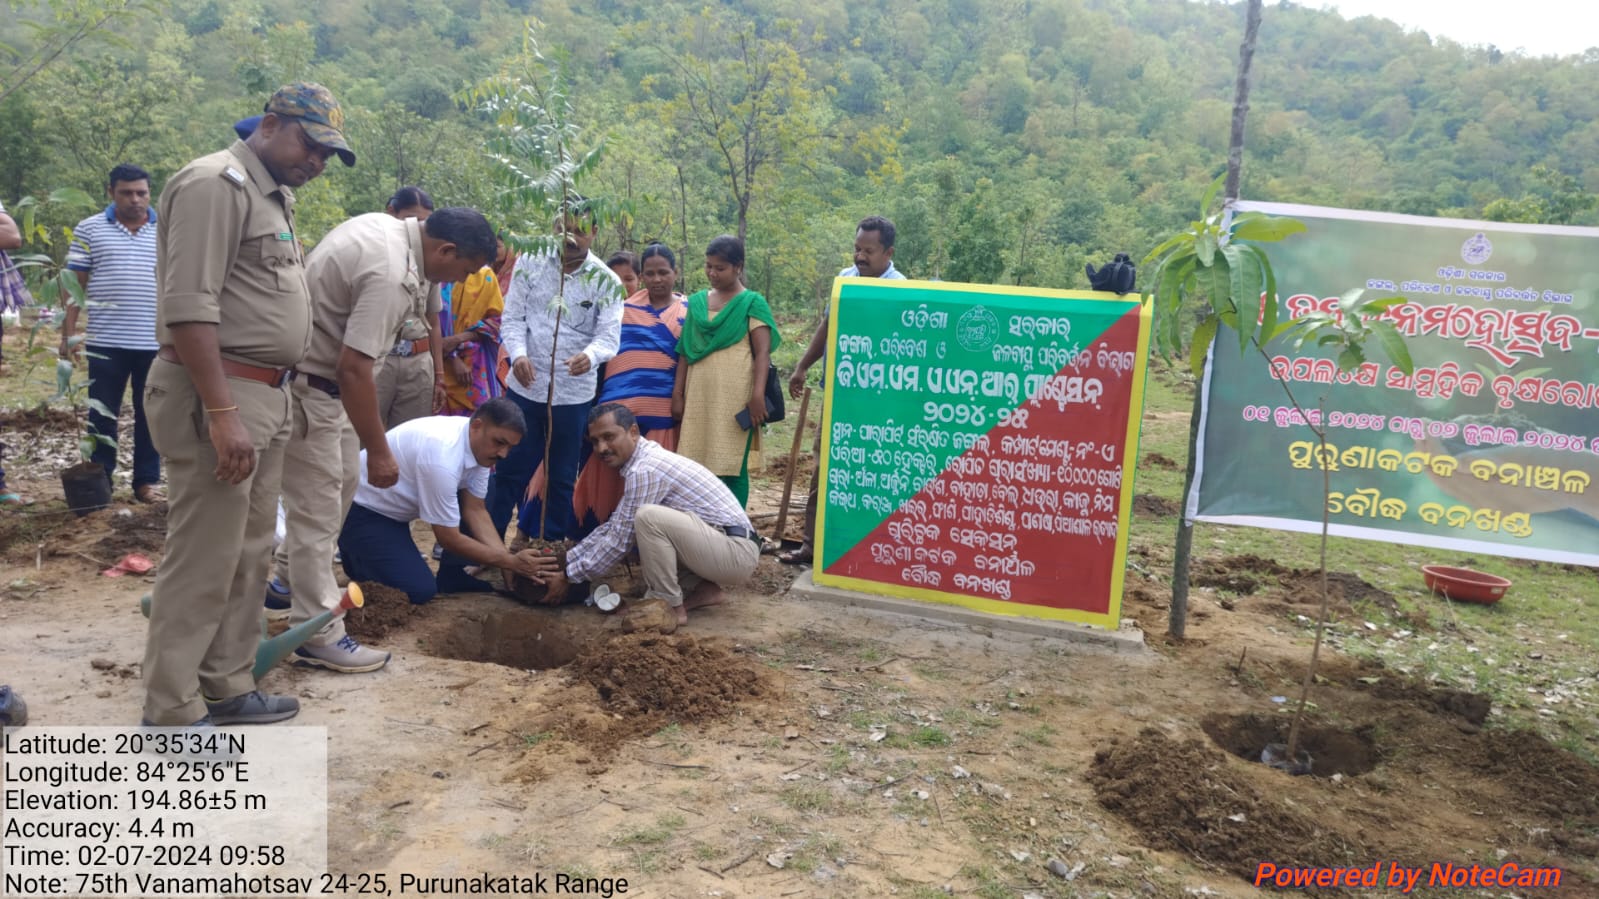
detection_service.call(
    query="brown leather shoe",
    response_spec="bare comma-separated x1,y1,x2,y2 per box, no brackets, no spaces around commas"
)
134,484,165,504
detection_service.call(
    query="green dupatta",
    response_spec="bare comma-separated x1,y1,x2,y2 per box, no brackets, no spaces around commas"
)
677,289,782,363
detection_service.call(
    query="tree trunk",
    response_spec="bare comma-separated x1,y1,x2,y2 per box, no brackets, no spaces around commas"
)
1224,0,1263,203
1170,0,1263,640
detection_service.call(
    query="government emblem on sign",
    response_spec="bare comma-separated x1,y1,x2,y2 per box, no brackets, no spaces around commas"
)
957,305,999,353
1461,233,1493,265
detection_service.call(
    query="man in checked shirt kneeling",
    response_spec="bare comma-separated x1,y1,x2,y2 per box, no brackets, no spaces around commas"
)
528,403,759,625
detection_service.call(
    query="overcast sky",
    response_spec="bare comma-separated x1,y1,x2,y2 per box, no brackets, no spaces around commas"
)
1304,0,1598,58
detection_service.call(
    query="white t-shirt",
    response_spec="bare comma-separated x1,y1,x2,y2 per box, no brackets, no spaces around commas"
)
352,416,490,527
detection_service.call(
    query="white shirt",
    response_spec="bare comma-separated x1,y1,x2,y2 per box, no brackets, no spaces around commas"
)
351,416,490,527
500,251,624,406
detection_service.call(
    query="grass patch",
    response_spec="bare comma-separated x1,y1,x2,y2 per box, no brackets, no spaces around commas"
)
779,784,838,814
957,863,1013,899
615,814,685,847
892,725,952,748
1019,723,1057,747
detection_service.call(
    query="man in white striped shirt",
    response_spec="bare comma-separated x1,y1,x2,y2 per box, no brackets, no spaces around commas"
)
528,403,759,626
63,163,163,502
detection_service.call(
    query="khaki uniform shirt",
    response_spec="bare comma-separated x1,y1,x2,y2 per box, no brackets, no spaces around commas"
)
396,284,442,342
296,213,431,380
155,140,311,367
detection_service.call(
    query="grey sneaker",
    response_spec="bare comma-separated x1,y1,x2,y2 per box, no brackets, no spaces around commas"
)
204,690,300,725
293,635,390,673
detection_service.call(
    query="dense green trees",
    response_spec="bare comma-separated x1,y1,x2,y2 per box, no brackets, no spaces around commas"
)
4,0,1596,316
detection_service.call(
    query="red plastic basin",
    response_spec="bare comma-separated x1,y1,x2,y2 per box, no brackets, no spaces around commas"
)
1422,565,1511,605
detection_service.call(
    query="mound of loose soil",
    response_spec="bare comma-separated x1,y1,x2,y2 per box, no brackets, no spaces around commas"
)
572,632,775,722
1089,728,1376,882
1190,555,1399,615
1132,493,1179,518
1462,729,1599,820
1142,451,1181,470
1277,570,1398,615
1192,554,1288,594
0,405,78,432
343,582,427,642
96,504,167,557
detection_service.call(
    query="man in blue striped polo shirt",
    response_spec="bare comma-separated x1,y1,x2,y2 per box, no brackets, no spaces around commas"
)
63,163,163,502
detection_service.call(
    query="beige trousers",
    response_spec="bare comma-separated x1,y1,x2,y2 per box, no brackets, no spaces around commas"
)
141,358,290,725
634,504,759,606
275,380,360,646
374,351,434,429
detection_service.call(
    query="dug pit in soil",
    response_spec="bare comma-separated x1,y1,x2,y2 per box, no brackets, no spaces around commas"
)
1089,728,1382,883
1201,711,1379,777
424,600,588,670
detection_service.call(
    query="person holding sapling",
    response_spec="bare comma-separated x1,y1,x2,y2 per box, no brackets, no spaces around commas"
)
491,208,623,543
527,403,759,627
336,398,551,603
274,205,494,674
673,235,780,509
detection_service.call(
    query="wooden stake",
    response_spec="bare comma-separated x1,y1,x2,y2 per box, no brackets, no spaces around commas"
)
772,387,812,543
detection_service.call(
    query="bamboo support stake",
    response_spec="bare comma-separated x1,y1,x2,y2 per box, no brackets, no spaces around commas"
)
772,387,813,543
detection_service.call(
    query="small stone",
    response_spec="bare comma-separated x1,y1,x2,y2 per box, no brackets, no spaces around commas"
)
1047,859,1071,878
1010,849,1030,862
431,771,447,779
766,853,787,869
95,690,111,698
90,658,116,671
952,765,971,779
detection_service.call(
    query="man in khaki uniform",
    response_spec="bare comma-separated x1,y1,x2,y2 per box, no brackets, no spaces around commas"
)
142,83,355,727
276,208,494,672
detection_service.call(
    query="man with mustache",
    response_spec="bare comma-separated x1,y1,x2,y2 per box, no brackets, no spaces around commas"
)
140,83,354,728
780,215,905,565
62,163,164,503
526,403,759,627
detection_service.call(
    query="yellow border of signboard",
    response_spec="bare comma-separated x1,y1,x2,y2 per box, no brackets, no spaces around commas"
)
812,278,1153,630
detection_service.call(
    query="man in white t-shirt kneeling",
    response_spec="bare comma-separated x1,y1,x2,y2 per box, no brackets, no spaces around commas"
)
332,398,549,611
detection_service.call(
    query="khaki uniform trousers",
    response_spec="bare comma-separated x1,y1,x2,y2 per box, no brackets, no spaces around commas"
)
275,380,361,646
374,351,434,429
635,504,760,606
141,357,291,725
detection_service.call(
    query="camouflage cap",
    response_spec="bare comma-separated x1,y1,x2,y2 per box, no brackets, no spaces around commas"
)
263,82,356,167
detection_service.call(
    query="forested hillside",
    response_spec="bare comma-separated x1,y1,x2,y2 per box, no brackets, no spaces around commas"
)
5,0,1597,315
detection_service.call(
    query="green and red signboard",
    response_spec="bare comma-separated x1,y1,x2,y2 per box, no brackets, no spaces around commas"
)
814,278,1151,629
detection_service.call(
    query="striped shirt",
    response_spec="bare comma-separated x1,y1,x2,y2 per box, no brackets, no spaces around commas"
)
565,437,752,582
597,293,686,432
66,205,160,350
